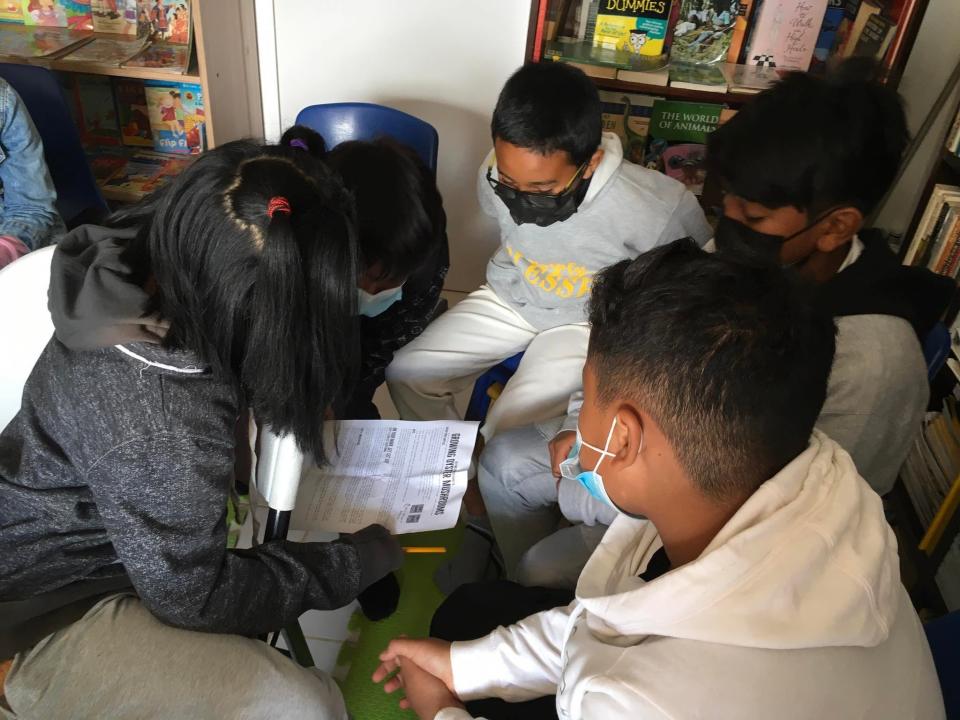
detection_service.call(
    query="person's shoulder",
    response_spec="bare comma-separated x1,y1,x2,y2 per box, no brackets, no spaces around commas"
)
604,160,688,213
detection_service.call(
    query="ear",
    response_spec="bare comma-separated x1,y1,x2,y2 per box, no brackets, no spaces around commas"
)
611,404,644,470
583,146,605,179
815,207,863,253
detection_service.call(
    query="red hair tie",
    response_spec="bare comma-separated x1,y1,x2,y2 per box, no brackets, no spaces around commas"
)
267,196,291,218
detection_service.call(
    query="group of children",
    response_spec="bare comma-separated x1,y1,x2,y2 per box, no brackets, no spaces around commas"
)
0,53,948,720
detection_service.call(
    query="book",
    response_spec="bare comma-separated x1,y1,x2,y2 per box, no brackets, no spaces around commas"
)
721,62,780,93
672,0,737,65
851,11,896,61
113,77,153,147
21,0,66,26
831,0,861,56
669,61,729,92
940,218,960,278
0,23,90,58
644,99,723,195
616,64,669,85
89,0,139,34
100,149,191,199
70,73,120,146
882,0,921,73
810,0,844,73
743,0,830,71
88,150,127,183
144,0,189,44
726,0,755,63
122,39,188,71
839,0,881,58
904,185,960,266
57,33,145,65
0,2,23,22
593,0,675,58
144,80,205,155
599,89,655,164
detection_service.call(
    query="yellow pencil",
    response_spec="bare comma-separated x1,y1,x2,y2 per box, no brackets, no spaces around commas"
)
402,546,447,554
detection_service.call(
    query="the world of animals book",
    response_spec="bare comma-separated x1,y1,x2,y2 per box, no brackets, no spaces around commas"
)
644,99,723,195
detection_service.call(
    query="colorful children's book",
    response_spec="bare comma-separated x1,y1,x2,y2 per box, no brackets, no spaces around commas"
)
90,0,138,35
644,99,723,195
21,0,68,26
122,39,188,71
599,89,655,165
672,0,736,65
57,33,145,65
743,0,829,71
0,2,24,22
139,0,188,42
669,62,729,92
726,0,755,63
592,0,675,58
144,80,205,155
113,78,153,147
100,150,192,199
0,23,90,57
810,0,844,73
71,74,120,146
88,151,128,184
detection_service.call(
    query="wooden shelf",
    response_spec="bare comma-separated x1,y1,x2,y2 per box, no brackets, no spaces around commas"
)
592,75,749,105
48,59,200,84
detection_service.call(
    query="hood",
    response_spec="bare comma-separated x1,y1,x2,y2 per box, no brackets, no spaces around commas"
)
576,431,900,651
49,224,169,351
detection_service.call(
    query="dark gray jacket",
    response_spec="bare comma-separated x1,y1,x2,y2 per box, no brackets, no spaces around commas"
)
0,225,399,657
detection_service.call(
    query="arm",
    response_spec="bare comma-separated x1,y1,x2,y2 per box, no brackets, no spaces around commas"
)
86,433,400,635
657,189,712,248
0,82,64,250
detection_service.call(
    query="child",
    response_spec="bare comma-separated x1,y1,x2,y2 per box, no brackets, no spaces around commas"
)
374,240,944,720
386,62,710,441
0,138,401,718
477,60,954,589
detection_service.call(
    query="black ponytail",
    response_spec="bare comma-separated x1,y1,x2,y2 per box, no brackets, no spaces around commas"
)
280,124,327,158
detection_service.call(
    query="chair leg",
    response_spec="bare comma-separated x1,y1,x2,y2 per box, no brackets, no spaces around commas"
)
262,508,315,668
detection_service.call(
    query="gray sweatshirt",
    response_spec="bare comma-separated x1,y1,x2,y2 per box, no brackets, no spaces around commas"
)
0,225,399,657
480,132,712,331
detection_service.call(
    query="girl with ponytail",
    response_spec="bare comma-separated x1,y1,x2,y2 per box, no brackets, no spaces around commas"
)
0,137,401,718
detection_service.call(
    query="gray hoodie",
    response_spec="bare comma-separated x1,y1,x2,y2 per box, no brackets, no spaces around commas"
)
0,225,398,657
481,132,712,331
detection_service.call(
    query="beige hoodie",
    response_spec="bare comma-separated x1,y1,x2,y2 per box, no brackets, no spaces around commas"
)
443,432,944,719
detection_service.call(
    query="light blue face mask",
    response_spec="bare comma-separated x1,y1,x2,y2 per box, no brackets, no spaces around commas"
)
559,417,620,508
358,285,403,317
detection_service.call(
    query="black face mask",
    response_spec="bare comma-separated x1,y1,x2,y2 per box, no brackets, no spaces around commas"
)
487,166,592,227
714,211,834,267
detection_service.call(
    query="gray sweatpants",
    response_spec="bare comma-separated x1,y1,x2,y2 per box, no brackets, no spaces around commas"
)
1,594,348,720
477,419,616,590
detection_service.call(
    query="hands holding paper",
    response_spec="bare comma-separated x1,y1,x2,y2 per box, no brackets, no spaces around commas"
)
373,637,469,719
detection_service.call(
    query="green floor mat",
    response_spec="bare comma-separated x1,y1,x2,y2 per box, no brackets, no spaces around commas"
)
337,525,464,719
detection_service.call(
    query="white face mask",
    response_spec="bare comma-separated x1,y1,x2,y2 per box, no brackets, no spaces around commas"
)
357,285,403,317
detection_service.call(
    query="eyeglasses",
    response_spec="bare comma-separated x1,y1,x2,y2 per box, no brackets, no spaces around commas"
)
485,161,588,206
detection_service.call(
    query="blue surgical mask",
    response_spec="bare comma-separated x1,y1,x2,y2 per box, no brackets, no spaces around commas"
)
559,417,621,508
358,285,403,317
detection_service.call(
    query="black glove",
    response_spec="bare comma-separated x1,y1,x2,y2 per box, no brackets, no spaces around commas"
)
357,571,401,621
341,522,403,589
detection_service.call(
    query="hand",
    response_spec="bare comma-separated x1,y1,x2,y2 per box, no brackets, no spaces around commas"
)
548,430,576,478
372,637,455,694
396,657,465,719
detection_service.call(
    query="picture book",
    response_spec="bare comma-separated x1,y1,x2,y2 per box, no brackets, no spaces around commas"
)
669,61,729,92
113,78,153,147
810,0,844,72
726,0,755,63
57,34,145,65
851,12,896,60
743,0,830,71
644,99,723,195
0,23,90,58
88,151,127,184
672,0,737,65
599,89,655,164
144,80,205,155
100,150,192,199
139,0,190,44
0,2,24,22
90,0,138,34
122,40,188,71
721,61,780,93
593,0,675,58
21,0,69,27
71,74,120,146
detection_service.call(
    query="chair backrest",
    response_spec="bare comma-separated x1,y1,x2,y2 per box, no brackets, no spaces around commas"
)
294,102,439,172
0,63,107,228
0,246,55,432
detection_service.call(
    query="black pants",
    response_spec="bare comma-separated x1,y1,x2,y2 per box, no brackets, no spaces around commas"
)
430,581,574,720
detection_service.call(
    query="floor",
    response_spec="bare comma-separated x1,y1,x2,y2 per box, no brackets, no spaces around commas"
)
236,289,471,672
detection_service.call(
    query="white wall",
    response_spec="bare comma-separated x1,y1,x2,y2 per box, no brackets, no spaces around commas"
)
257,0,531,292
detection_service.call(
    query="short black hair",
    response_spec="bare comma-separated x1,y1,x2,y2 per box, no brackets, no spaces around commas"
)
491,62,602,166
325,137,445,281
588,240,836,502
707,58,908,216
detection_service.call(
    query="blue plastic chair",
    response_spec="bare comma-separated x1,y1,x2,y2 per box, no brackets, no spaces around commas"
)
0,63,107,228
923,322,951,382
465,352,525,424
925,611,959,718
294,102,439,173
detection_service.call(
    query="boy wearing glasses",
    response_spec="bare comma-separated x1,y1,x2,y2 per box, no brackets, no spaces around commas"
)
387,62,710,442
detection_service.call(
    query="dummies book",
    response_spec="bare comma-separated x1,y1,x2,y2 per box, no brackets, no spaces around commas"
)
599,89,655,164
743,0,829,71
144,80,205,155
593,0,675,58
672,0,737,65
644,99,723,195
114,77,153,147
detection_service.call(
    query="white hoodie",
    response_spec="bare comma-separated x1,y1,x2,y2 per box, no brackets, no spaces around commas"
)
440,432,944,719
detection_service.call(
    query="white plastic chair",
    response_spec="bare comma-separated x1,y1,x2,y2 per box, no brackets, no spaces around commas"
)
0,246,55,432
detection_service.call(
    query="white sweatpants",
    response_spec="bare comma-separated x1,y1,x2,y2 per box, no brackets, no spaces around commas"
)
385,285,589,440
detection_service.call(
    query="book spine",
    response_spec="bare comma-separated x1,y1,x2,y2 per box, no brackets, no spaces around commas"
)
532,0,549,62
943,219,960,278
919,202,951,268
726,0,755,64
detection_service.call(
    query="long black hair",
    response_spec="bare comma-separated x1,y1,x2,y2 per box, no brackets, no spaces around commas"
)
112,139,358,463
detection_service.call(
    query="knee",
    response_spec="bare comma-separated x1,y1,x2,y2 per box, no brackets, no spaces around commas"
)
477,430,518,493
515,538,579,590
385,343,418,384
